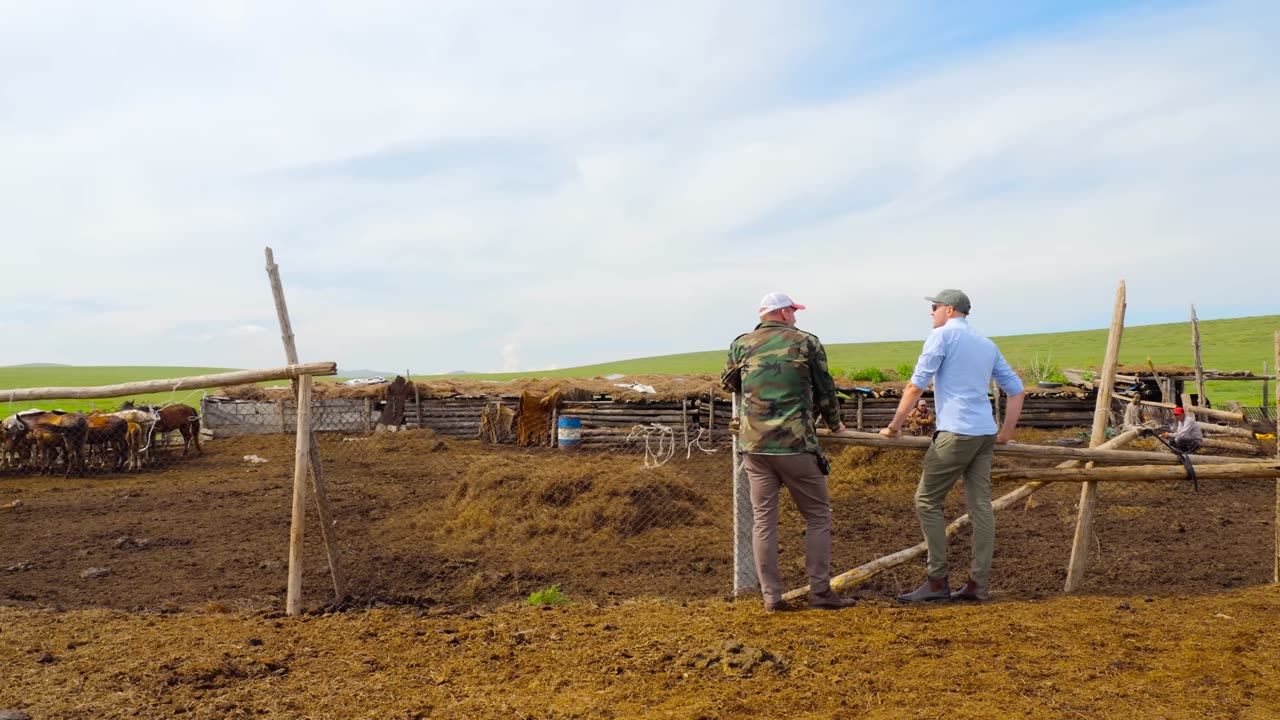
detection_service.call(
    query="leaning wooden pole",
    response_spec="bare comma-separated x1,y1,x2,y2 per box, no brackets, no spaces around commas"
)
286,374,313,616
1065,280,1126,593
782,430,1145,601
265,247,346,602
994,461,1280,483
1191,305,1206,406
1115,397,1244,423
1274,331,1279,584
819,428,1245,465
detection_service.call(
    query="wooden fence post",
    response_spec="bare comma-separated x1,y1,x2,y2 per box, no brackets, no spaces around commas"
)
731,391,756,594
1191,306,1206,405
286,375,313,616
1274,331,1279,584
682,398,689,448
1066,280,1126,592
265,247,347,603
1263,361,1270,409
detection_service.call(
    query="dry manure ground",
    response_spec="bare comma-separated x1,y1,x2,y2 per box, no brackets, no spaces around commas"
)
1,429,1277,718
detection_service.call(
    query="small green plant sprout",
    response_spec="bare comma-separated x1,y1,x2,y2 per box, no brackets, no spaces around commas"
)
526,584,570,606
1024,353,1063,385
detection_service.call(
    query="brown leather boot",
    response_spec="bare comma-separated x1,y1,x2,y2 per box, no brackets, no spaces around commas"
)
896,576,950,602
809,591,856,610
950,580,991,601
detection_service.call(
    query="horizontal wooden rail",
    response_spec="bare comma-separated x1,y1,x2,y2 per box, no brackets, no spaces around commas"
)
993,462,1280,483
818,429,1249,465
0,362,337,403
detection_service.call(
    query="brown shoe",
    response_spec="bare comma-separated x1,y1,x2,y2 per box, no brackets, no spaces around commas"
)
809,591,856,610
764,600,792,612
896,576,950,603
950,580,991,601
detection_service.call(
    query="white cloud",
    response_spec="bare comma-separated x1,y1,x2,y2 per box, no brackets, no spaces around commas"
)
0,0,1275,373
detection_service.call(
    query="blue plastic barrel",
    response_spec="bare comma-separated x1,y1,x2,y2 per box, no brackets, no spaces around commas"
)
557,417,582,449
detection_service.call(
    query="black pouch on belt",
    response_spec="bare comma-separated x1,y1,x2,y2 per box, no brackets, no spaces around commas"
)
814,451,831,476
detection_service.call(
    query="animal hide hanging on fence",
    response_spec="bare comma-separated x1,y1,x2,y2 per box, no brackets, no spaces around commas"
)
479,401,516,443
377,376,408,429
516,390,561,447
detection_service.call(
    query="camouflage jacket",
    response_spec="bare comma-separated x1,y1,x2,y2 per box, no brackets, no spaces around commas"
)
720,321,842,454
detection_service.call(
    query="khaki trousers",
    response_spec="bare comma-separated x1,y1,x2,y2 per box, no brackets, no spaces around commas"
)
915,431,997,586
743,453,832,604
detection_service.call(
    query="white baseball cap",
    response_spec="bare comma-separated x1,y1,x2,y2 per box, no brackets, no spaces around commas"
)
758,291,806,317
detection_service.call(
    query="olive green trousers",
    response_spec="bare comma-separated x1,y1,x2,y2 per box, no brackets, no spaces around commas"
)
915,431,997,586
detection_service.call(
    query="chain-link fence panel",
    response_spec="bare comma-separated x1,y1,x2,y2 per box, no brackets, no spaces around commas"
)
0,392,741,613
3,388,1273,613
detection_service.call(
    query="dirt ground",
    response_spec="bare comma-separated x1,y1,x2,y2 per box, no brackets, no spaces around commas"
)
1,428,1277,718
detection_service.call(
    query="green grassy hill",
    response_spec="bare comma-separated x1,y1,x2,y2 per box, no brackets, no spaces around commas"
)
2,315,1275,412
0,366,236,414
445,314,1280,406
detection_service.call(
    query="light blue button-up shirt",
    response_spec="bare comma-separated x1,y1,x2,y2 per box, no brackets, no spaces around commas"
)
909,317,1024,436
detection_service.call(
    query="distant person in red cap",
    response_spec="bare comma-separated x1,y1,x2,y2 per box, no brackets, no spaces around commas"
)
1163,407,1202,453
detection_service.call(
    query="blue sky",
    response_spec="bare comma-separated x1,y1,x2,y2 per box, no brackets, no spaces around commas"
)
0,0,1275,373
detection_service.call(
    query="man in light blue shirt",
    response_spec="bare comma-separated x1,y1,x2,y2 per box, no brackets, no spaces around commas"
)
880,289,1026,602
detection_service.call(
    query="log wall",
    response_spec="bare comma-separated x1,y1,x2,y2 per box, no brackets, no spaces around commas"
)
204,393,1265,446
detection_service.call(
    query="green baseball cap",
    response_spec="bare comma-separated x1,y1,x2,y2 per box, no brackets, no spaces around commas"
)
925,289,971,314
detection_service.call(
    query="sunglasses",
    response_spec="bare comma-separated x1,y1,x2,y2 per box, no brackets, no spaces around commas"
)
931,303,944,311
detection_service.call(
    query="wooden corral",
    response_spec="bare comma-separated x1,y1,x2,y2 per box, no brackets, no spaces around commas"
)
203,379,1134,449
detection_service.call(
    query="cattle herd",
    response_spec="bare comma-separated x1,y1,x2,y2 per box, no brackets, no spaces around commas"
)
0,402,202,477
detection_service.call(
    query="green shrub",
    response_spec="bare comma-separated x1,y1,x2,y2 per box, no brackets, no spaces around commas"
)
526,584,570,606
896,363,915,379
848,367,887,383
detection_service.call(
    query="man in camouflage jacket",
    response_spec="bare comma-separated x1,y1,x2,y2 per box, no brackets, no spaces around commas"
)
721,292,854,612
